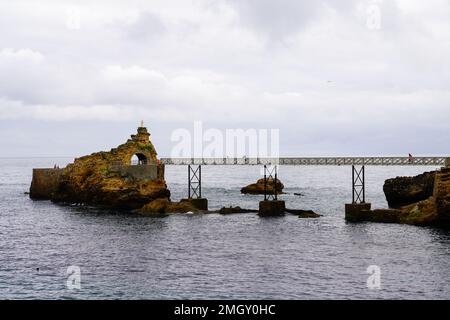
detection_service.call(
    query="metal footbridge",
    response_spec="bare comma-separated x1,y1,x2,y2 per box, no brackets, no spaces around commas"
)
160,156,447,166
158,156,448,205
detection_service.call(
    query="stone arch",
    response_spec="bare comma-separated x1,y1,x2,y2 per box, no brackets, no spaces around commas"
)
130,153,148,165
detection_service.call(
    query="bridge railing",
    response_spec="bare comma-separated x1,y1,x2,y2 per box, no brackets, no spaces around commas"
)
159,157,447,166
160,157,281,165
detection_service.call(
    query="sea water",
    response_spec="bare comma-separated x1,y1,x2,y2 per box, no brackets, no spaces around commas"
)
0,158,449,299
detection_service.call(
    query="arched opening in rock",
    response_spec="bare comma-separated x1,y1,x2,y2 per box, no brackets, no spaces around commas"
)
131,153,148,165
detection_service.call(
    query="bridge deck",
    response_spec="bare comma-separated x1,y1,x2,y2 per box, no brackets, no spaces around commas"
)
160,157,447,166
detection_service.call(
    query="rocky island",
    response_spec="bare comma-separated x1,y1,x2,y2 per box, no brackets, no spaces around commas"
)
241,177,284,195
30,126,197,214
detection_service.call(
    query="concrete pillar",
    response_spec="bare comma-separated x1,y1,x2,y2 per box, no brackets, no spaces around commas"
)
258,200,286,217
181,198,208,211
345,203,371,222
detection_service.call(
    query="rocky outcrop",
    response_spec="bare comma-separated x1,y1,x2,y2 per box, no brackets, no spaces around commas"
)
30,168,63,199
30,127,177,212
431,167,450,225
138,198,199,215
241,178,284,195
383,171,435,208
349,167,450,227
346,208,404,223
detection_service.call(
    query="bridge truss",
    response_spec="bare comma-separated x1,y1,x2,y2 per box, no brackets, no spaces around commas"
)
160,157,446,166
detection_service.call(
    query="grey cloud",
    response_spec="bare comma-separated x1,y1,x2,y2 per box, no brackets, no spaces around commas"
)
124,11,166,41
0,0,450,157
225,0,358,39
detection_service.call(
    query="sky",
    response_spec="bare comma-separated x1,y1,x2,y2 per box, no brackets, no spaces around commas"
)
0,0,449,157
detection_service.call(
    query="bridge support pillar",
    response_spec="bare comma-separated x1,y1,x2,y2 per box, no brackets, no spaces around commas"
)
259,165,285,216
345,165,371,221
181,164,208,211
351,165,365,203
181,198,208,211
263,165,278,201
259,200,285,217
345,203,371,221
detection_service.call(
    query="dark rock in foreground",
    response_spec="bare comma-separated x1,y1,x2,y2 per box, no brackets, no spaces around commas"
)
138,198,200,215
144,204,320,218
258,200,286,216
383,171,435,208
215,206,258,214
241,178,284,195
346,208,404,223
285,208,321,218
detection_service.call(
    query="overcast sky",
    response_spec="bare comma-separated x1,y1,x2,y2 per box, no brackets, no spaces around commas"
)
0,0,449,157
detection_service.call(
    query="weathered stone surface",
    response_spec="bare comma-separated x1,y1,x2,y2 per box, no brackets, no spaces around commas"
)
345,203,372,222
139,198,199,215
30,168,63,199
109,164,161,181
368,209,404,223
180,198,208,211
241,178,284,195
346,200,439,226
383,171,435,208
30,127,177,212
258,200,286,216
434,168,450,225
367,209,403,223
399,199,437,225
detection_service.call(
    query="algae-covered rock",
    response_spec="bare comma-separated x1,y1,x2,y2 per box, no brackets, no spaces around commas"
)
138,198,200,215
32,127,171,210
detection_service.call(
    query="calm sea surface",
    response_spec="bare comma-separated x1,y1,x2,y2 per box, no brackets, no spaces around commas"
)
0,158,449,299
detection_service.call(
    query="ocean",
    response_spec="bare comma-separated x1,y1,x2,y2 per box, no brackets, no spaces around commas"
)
0,157,449,299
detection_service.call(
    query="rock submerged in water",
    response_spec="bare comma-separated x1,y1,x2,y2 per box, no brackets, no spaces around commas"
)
346,208,404,223
138,198,200,215
241,178,284,195
210,206,320,217
215,206,258,215
285,209,321,218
